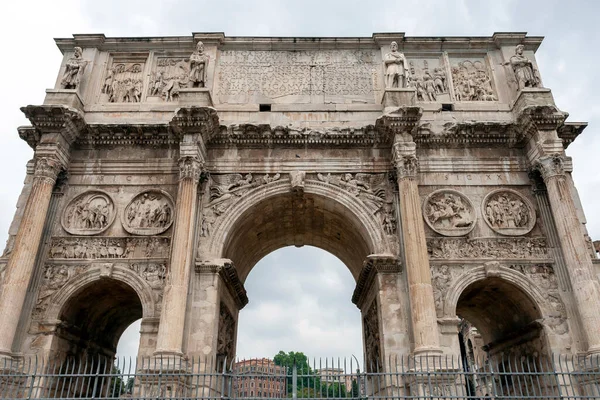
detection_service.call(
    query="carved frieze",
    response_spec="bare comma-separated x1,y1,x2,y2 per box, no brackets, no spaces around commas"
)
363,299,381,372
102,61,145,103
423,190,475,236
61,191,116,235
451,59,496,101
407,57,450,102
217,303,236,366
216,50,381,102
49,236,170,259
122,190,174,235
482,189,536,236
427,237,548,259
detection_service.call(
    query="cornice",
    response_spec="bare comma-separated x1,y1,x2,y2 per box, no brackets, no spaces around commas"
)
18,126,40,149
81,123,177,147
195,259,248,309
170,107,220,144
352,254,401,308
55,32,543,53
208,124,391,148
557,122,587,149
20,105,86,146
413,121,524,148
375,107,423,137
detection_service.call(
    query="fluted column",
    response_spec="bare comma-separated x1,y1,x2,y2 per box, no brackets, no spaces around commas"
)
534,154,600,353
0,157,63,357
393,141,441,354
155,157,203,356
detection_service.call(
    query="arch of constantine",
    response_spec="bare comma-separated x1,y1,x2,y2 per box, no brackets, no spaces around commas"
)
0,31,599,386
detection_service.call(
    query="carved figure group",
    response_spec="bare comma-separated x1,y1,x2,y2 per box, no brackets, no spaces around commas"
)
408,61,448,102
61,47,87,89
130,263,167,289
425,192,474,235
452,60,496,101
384,42,409,89
189,41,209,88
484,192,532,233
102,63,144,103
148,58,190,101
63,192,114,235
126,193,172,230
504,44,541,90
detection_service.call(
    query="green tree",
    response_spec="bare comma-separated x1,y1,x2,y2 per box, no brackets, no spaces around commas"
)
273,351,322,398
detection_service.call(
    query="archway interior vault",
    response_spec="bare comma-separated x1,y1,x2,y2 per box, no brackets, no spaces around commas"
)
58,279,143,358
456,277,543,350
222,192,373,283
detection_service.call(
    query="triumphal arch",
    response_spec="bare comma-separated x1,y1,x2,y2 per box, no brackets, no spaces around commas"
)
1,31,599,371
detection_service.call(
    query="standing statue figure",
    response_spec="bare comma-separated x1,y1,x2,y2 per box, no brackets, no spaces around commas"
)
61,47,87,89
384,41,409,88
189,41,209,88
505,44,541,90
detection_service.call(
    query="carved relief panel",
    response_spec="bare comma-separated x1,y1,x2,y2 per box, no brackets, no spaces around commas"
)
122,190,174,236
449,56,497,101
148,57,190,102
49,237,170,260
406,56,451,102
61,190,116,235
215,50,382,104
363,299,381,372
482,189,536,236
423,190,475,236
100,54,147,103
217,303,236,367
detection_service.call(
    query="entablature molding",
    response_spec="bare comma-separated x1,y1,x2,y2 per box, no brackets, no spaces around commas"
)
352,254,401,308
195,258,248,309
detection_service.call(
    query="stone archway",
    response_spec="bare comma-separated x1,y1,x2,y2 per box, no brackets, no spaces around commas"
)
189,176,407,364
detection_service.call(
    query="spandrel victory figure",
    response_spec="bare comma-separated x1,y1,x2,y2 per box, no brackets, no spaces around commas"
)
384,41,409,88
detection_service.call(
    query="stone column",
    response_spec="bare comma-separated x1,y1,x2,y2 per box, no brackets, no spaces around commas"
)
0,106,82,358
533,154,600,353
155,107,218,357
392,140,441,354
0,157,63,357
154,156,203,357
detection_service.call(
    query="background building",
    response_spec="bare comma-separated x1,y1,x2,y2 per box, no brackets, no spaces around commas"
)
233,359,287,398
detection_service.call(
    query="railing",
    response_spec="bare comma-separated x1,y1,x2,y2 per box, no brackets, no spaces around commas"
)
0,354,599,399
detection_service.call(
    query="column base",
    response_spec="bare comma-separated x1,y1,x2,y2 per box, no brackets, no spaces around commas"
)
587,344,600,355
413,346,443,355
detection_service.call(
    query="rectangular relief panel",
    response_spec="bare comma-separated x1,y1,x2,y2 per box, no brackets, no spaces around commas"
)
99,53,149,104
448,55,497,102
406,55,452,103
214,50,383,105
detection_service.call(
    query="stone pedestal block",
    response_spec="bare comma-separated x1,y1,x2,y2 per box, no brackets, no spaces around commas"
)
178,88,214,107
43,89,84,111
382,89,416,108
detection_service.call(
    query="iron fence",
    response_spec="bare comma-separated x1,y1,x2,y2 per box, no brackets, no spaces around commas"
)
0,354,599,399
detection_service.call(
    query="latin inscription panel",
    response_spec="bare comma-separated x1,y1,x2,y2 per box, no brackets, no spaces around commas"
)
215,50,382,104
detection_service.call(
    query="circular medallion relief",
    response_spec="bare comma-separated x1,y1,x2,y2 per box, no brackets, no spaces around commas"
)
482,189,536,236
422,190,476,237
61,190,116,235
122,190,174,235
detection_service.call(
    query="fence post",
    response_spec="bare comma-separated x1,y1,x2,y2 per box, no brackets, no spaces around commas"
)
292,361,297,400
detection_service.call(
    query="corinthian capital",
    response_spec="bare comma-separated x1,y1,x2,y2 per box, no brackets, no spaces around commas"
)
392,141,419,179
532,154,566,181
178,156,204,181
34,157,64,183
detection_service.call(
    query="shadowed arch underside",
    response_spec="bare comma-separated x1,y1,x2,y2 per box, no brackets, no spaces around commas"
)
221,191,376,282
58,279,143,358
457,277,543,354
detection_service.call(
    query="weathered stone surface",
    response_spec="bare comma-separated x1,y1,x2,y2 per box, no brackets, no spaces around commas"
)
1,32,598,367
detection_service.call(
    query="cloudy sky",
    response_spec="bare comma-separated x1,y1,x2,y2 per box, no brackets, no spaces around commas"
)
1,1,599,363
